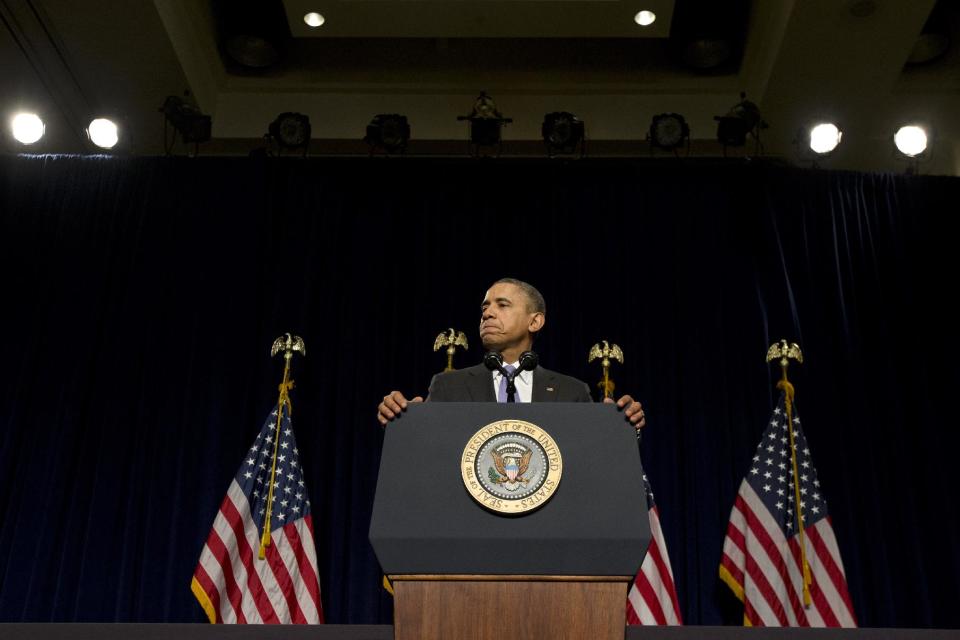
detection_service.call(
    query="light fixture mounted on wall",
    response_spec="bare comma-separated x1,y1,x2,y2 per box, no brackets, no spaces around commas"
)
793,121,842,167
160,95,211,155
714,92,767,155
457,92,512,157
648,113,690,153
86,118,120,150
10,112,45,145
541,112,585,157
364,114,411,155
893,124,930,175
267,112,312,155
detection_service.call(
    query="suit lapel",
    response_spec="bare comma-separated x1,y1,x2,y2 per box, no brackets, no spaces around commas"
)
532,367,559,403
466,365,496,402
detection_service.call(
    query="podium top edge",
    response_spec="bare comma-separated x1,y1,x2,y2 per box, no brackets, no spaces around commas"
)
387,574,633,582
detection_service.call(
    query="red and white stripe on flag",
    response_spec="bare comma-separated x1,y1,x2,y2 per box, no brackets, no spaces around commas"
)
191,479,324,623
720,482,857,627
626,504,683,625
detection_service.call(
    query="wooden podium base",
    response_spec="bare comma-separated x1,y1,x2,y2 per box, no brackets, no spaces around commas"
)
390,575,630,640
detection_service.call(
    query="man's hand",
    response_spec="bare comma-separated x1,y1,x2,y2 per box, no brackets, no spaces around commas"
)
604,394,646,430
377,391,423,426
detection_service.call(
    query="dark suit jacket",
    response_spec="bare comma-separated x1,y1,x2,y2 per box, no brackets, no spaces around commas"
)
427,363,593,403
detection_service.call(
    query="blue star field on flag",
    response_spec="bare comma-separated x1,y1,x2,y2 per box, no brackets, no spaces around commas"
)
237,405,311,534
744,393,828,537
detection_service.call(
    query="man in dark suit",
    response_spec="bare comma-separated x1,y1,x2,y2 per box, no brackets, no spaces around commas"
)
377,278,646,428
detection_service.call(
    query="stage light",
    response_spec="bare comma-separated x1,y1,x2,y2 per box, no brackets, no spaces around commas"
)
541,112,584,155
268,112,311,152
160,96,212,146
807,123,842,155
648,113,689,151
457,92,512,150
303,12,324,28
364,114,410,154
11,112,44,144
87,118,119,149
894,125,928,157
635,10,656,26
714,92,766,148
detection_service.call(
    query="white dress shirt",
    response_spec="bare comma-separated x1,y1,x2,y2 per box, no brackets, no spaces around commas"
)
491,362,533,403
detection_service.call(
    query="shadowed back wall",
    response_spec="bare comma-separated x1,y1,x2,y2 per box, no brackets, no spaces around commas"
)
0,155,958,627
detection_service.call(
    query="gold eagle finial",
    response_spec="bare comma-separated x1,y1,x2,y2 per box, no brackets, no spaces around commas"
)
588,340,623,399
433,328,468,371
766,339,802,367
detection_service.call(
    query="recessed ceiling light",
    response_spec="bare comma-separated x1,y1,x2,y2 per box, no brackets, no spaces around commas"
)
11,112,44,144
303,12,324,28
635,10,656,27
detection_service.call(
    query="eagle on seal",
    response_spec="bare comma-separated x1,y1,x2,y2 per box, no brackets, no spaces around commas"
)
493,448,533,484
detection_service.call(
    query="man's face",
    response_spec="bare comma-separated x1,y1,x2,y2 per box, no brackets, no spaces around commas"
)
479,282,542,353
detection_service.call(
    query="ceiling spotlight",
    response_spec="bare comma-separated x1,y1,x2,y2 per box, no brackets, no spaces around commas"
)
894,125,928,158
87,118,119,149
714,92,766,149
542,112,585,156
648,113,690,151
160,96,212,147
303,12,325,28
635,10,656,26
11,112,45,145
807,123,842,155
364,114,410,154
457,92,512,151
268,112,311,153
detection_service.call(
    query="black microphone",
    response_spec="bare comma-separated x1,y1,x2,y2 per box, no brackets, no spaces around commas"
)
483,351,505,372
516,350,539,373
485,350,539,402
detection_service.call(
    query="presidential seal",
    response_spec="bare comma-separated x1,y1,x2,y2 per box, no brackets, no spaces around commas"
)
460,419,563,515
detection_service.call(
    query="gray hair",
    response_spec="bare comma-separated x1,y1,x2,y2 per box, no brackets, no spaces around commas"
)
493,278,546,315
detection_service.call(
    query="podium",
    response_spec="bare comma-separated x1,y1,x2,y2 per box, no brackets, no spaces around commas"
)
369,403,650,640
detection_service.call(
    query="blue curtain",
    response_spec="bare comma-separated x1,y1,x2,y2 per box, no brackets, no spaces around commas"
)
0,155,958,627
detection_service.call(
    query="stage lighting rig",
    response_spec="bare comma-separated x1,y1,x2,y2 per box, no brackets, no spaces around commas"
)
160,96,211,153
267,112,311,155
10,112,45,145
541,112,585,157
648,113,689,152
87,118,120,150
893,124,929,174
458,92,512,155
799,122,842,157
714,92,767,153
894,125,928,158
364,114,410,155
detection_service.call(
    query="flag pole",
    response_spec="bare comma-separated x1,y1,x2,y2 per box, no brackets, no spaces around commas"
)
260,333,306,560
766,340,811,607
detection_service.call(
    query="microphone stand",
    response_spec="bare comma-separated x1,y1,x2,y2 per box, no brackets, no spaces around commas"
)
484,351,539,402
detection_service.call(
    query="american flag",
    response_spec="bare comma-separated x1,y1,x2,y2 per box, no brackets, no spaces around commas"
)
626,475,683,625
191,405,324,623
719,392,856,627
